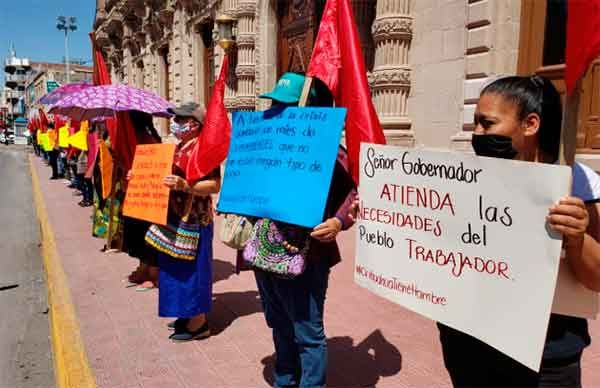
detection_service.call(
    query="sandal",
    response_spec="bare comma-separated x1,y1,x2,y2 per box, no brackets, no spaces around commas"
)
135,281,157,292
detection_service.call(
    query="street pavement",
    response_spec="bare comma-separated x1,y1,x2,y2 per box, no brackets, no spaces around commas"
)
0,145,54,388
31,152,600,388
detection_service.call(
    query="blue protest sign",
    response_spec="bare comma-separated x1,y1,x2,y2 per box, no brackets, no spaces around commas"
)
217,107,347,227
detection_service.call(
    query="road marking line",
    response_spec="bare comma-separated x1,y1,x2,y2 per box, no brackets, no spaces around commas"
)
29,155,96,388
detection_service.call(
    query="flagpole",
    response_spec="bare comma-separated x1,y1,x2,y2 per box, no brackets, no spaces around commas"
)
298,76,313,107
559,80,581,166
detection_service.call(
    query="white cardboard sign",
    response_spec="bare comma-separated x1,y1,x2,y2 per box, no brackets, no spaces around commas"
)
355,143,571,371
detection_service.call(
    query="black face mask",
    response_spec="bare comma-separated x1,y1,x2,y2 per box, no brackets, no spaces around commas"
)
471,134,518,159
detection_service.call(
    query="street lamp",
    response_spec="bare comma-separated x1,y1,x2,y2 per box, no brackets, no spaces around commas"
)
215,14,236,51
57,16,77,83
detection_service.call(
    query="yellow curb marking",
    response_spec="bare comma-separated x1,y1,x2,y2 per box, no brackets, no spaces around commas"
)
29,155,96,388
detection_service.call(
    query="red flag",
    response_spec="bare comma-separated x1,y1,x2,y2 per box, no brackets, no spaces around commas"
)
38,109,49,132
566,0,600,94
307,0,385,183
91,32,111,87
185,55,231,182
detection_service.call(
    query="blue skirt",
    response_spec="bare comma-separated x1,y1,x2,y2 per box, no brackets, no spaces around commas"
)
158,223,213,318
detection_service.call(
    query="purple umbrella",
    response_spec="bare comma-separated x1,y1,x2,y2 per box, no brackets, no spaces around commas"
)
48,84,174,121
38,82,92,105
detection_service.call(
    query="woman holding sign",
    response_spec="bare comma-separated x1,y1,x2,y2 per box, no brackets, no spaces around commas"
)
433,76,600,386
247,73,357,388
154,102,221,341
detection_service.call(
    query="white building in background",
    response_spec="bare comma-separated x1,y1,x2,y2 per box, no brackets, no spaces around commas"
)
3,46,31,125
94,0,600,170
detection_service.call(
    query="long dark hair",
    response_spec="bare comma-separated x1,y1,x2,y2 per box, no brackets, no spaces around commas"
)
481,75,562,162
129,110,161,143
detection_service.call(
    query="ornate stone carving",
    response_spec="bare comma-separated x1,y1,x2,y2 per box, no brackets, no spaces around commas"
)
224,96,237,110
235,96,256,110
106,10,124,34
372,16,413,42
96,31,111,47
368,68,411,88
371,0,413,134
235,64,255,78
95,9,108,29
236,34,255,48
105,0,119,13
235,1,257,17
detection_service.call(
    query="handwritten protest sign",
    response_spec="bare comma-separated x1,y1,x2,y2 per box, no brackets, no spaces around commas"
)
355,143,571,371
58,125,70,148
123,144,176,225
99,140,114,200
39,133,50,152
217,107,347,227
68,129,88,151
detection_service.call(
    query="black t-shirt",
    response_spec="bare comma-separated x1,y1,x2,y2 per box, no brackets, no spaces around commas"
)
543,313,590,359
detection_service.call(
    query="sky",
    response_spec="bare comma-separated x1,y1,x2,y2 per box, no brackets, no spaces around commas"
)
0,0,95,82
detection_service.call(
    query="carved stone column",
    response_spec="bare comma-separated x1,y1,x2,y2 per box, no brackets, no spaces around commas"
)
370,0,413,145
218,0,238,110
234,1,257,111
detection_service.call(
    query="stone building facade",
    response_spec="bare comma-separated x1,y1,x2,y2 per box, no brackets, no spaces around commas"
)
93,0,600,169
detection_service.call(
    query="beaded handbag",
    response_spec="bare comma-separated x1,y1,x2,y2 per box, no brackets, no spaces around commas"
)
145,195,200,261
243,218,310,278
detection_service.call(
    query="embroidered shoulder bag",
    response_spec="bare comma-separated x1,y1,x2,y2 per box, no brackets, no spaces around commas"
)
145,195,200,261
243,218,310,278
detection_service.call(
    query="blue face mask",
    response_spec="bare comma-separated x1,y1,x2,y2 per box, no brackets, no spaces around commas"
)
170,122,191,139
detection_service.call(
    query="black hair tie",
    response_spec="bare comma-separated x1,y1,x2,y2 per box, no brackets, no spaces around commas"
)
530,75,544,88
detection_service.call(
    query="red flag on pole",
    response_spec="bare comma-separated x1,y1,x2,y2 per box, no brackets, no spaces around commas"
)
91,33,111,87
38,108,49,132
185,55,231,182
307,0,385,183
566,0,600,94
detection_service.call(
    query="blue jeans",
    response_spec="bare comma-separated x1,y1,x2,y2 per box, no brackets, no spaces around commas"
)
254,260,330,388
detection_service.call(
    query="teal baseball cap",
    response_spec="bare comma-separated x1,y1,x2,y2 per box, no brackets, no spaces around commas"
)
259,72,316,104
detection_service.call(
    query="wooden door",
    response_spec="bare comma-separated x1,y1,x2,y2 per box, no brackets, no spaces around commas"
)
518,0,600,152
276,0,326,76
199,22,215,104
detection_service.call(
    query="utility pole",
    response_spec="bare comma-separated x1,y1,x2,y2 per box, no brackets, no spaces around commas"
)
56,16,77,83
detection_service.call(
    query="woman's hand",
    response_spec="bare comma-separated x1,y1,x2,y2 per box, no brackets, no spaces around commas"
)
126,169,132,181
348,198,360,222
163,175,188,191
547,196,589,242
310,217,342,242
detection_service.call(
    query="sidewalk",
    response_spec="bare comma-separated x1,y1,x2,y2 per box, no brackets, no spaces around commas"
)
32,155,600,388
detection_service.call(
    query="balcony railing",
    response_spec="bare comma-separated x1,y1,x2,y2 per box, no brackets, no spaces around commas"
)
4,90,24,101
5,74,27,85
4,57,30,71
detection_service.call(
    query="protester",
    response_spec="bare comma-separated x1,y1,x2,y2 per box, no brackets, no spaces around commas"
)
246,73,356,387
47,123,61,180
75,147,92,207
431,76,600,387
122,111,162,290
144,102,220,341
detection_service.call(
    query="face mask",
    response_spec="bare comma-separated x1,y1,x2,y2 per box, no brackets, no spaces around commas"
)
171,122,191,139
471,134,518,159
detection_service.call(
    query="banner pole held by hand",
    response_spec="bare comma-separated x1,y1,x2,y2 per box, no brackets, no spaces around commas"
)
299,76,313,107
559,79,581,166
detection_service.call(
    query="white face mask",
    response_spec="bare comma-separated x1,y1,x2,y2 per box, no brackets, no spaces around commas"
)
171,122,192,139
